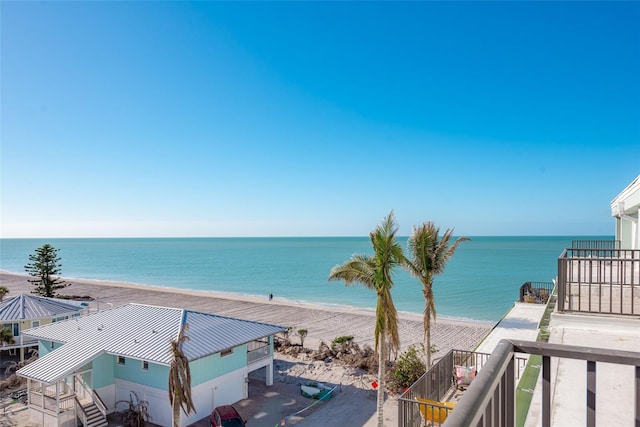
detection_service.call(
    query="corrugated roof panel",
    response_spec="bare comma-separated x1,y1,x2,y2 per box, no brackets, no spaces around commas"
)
0,294,85,321
18,303,286,384
18,342,105,383
24,304,183,364
183,311,286,361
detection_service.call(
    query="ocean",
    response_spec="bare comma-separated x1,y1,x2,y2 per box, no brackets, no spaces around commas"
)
0,236,611,322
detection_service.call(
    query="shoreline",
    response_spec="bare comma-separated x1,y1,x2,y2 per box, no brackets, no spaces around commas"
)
0,271,494,355
0,270,495,327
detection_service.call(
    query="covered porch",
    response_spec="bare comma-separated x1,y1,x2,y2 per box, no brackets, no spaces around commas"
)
17,342,108,427
25,369,107,427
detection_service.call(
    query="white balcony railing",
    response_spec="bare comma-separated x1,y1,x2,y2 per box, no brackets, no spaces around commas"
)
247,346,270,364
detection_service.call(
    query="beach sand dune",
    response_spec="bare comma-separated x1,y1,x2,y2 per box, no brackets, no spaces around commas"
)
0,272,494,426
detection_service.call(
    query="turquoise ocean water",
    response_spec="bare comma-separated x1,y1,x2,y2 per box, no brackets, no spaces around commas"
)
0,236,611,322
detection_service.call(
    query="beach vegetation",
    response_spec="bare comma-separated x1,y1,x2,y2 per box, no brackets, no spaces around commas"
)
280,326,294,345
390,345,427,390
331,335,354,353
329,211,403,427
24,244,68,297
0,286,8,302
405,222,469,367
297,329,308,347
117,391,150,427
0,327,15,346
169,324,196,427
331,335,353,349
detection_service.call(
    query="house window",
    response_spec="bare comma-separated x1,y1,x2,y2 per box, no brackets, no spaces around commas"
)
117,356,125,365
52,316,68,323
221,348,233,357
142,360,149,371
32,320,40,328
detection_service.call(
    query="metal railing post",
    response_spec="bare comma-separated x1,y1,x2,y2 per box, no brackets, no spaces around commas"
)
506,357,514,427
635,366,640,427
558,251,567,312
542,355,550,427
587,361,596,427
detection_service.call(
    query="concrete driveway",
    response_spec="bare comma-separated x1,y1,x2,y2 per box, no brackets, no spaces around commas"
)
187,367,379,427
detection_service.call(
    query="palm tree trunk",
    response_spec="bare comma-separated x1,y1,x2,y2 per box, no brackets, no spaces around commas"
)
376,336,386,427
173,397,180,427
423,286,432,368
425,321,432,368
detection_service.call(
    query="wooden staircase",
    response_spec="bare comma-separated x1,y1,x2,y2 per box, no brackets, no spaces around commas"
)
80,401,108,427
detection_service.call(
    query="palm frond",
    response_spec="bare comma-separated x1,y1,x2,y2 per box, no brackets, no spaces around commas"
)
168,324,196,418
328,254,376,289
329,211,403,353
406,220,468,367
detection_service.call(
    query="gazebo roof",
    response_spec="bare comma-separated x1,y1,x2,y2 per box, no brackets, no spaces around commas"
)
0,294,86,321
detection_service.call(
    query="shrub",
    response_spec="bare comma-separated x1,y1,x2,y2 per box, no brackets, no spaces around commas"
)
297,329,308,347
331,335,353,351
117,392,150,427
280,326,293,345
390,345,426,390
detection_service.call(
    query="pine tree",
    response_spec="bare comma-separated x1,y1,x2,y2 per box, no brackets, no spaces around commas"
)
24,244,68,297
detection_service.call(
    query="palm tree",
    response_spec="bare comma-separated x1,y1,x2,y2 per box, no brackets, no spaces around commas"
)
0,286,8,302
405,221,469,367
168,324,196,427
0,327,15,346
329,212,403,427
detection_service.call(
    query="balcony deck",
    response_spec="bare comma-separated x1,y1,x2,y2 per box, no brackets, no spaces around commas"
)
398,301,548,426
442,245,640,427
523,313,640,427
558,248,640,315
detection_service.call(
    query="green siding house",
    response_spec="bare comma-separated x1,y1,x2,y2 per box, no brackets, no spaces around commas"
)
17,303,285,427
0,294,88,362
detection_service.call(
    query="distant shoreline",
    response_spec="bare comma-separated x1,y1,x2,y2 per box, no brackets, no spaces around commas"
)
0,269,495,326
0,271,494,355
0,236,594,321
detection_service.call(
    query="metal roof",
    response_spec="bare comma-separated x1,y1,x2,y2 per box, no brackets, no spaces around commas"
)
17,341,105,385
0,294,86,321
182,310,288,361
18,303,286,384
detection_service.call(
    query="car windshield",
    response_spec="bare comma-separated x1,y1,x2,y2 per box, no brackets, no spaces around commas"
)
222,418,244,427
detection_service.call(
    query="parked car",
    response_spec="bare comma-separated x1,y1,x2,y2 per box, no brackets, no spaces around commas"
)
211,405,246,427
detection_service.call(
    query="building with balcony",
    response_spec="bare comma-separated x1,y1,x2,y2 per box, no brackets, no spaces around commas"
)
611,174,640,250
0,294,89,362
399,174,640,427
17,303,285,427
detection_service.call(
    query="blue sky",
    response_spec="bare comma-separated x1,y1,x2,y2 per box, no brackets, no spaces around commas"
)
1,1,638,238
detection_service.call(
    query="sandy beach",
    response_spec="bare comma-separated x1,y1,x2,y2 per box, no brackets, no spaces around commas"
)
0,272,494,426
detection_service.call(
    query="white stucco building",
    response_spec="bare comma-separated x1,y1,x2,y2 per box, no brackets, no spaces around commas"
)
611,174,640,249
